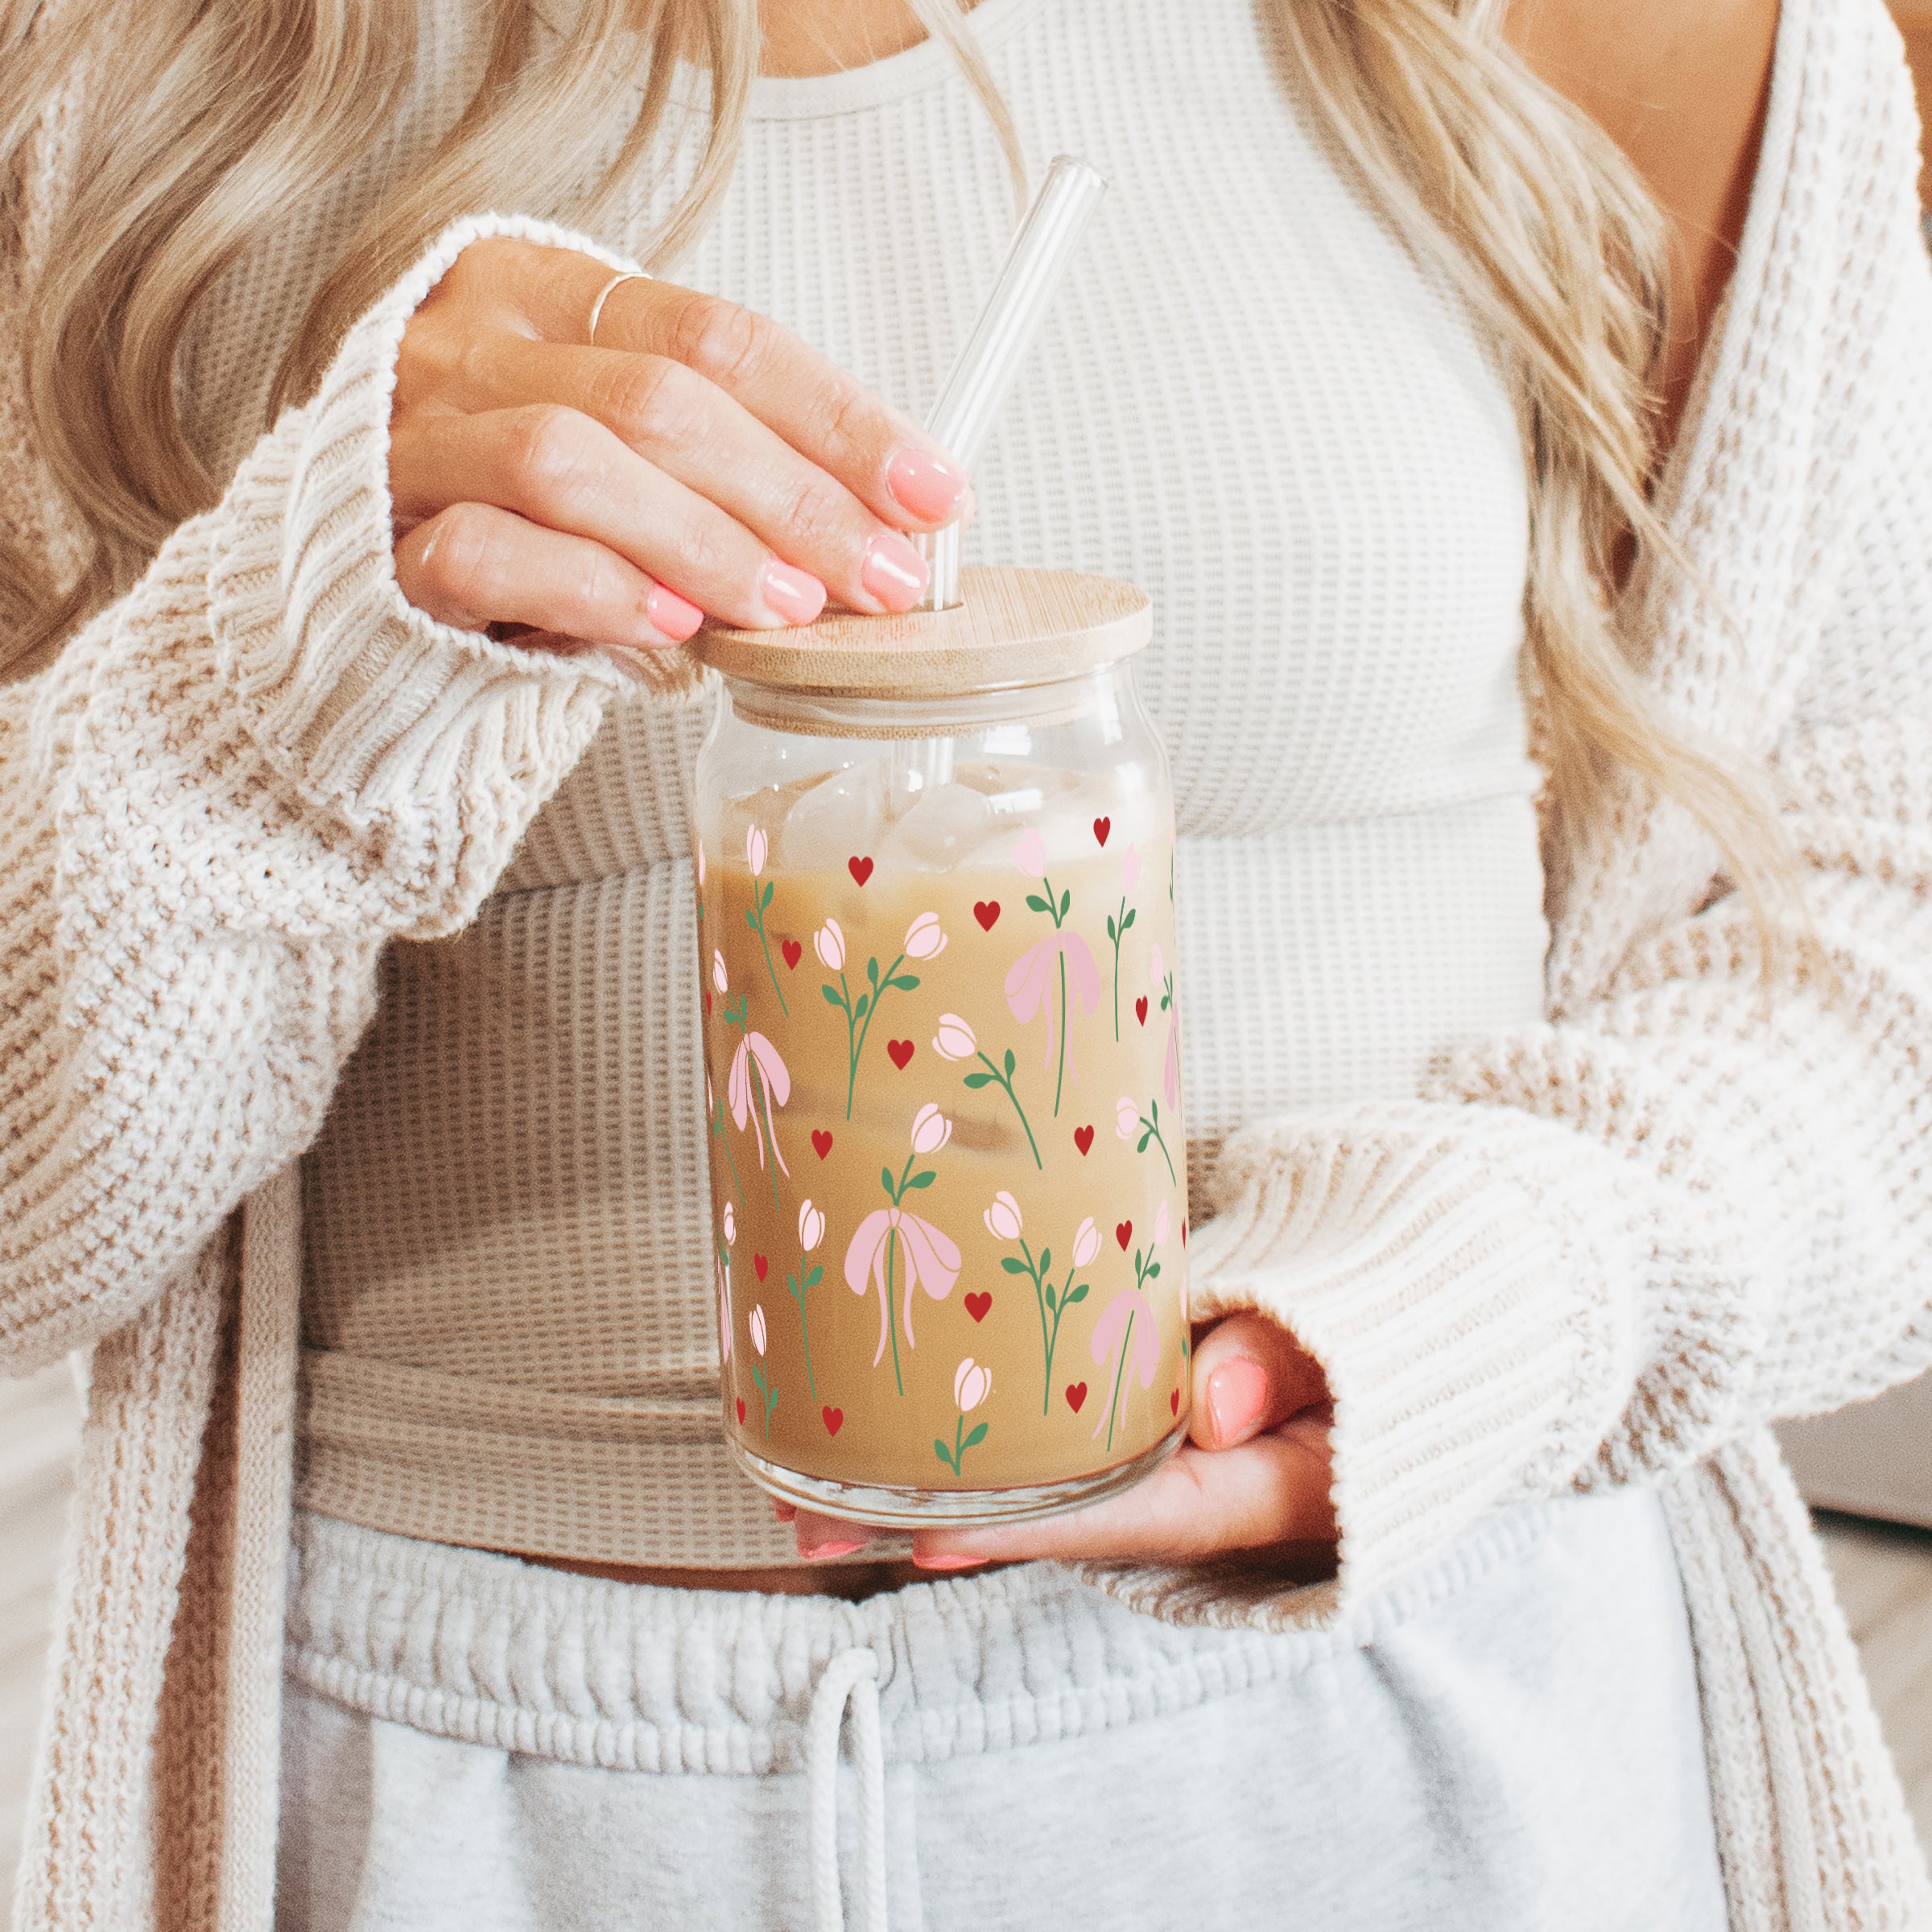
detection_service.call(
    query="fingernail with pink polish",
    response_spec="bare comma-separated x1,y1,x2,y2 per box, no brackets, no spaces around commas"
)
913,1551,985,1572
761,560,827,626
1206,1358,1269,1448
886,446,971,524
860,531,930,613
646,584,704,642
802,1537,867,1563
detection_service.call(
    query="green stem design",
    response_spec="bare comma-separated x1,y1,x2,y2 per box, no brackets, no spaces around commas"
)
969,1051,1042,1168
745,879,788,1018
786,1260,823,1400
1133,1100,1179,1186
828,954,915,1119
1013,1240,1084,1414
750,1362,778,1441
1106,898,1134,1042
934,1408,988,1476
710,1096,745,1205
1105,1310,1135,1452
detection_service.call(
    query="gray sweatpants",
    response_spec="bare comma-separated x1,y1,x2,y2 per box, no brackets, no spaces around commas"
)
278,1489,1727,1931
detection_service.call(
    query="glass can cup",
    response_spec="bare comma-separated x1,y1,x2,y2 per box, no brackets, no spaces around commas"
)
691,568,1190,1527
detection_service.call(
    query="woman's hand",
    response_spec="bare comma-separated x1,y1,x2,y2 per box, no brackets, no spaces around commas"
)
389,237,969,657
784,1311,1339,1568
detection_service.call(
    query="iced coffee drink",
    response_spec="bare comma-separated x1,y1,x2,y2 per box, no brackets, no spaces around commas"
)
693,567,1190,1525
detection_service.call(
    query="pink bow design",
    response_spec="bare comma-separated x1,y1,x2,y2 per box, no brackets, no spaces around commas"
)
728,1031,791,1176
844,1207,962,1367
1005,932,1100,1081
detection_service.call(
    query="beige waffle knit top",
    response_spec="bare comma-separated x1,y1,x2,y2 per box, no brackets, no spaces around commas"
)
294,0,1548,1566
6,0,1932,1922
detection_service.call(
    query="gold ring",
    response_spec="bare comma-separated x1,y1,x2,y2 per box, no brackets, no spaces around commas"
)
587,270,650,346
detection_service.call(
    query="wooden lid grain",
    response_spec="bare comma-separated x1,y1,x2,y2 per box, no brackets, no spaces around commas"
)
690,565,1151,700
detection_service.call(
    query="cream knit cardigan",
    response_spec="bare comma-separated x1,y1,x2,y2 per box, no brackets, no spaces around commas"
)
6,0,1932,1924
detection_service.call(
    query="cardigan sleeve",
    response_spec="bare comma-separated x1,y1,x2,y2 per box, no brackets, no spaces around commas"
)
0,214,697,1377
1179,0,1932,1616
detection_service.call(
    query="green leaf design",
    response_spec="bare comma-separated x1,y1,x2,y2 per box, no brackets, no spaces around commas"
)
804,1265,824,1288
1106,915,1117,941
821,984,844,1007
1058,889,1070,917
1146,1261,1161,1279
852,993,870,1021
1038,1248,1052,1275
1122,908,1136,931
1137,1130,1153,1152
962,1071,993,1089
963,1422,988,1451
744,907,758,931
903,1170,935,1190
1000,1257,1026,1275
1025,894,1050,914
890,975,919,992
1067,1283,1088,1304
761,880,774,910
1003,1048,1016,1075
866,957,881,985
934,1439,953,1468
1044,1286,1056,1311
881,1166,897,1195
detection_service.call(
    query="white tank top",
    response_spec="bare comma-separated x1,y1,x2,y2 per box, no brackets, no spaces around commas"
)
295,0,1550,1564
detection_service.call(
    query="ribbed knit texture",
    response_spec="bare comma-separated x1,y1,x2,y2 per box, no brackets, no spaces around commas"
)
2,0,1930,1926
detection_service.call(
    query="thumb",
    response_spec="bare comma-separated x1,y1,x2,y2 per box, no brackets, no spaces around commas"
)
1188,1309,1331,1453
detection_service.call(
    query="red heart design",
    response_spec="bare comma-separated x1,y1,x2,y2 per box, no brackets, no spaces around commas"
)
1116,1220,1133,1250
1182,1220,1188,1247
1065,1382,1088,1413
822,1406,844,1436
781,939,802,969
736,1396,746,1426
848,856,874,886
1135,996,1149,1026
887,1038,914,1070
1170,1388,1181,1416
973,899,1001,931
1093,815,1112,847
811,1129,834,1159
964,1290,992,1323
753,1253,769,1282
1073,1125,1095,1155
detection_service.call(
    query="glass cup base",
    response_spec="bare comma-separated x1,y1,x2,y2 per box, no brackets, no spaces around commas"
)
729,1413,1191,1530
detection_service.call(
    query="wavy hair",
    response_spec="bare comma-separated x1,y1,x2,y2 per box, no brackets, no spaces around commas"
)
0,0,1781,894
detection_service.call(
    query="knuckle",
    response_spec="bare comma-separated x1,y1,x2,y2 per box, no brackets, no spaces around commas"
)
504,404,592,503
816,375,881,457
420,504,504,611
602,356,701,452
773,473,853,559
670,512,733,587
671,294,770,390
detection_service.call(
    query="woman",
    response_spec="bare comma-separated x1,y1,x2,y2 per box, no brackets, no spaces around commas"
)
3,0,1930,1924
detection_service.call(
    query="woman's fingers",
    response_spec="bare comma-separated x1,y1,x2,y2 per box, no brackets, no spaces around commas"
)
394,501,703,650
458,338,932,614
588,279,971,533
908,1422,1337,1570
1188,1310,1332,1451
791,1507,881,1561
392,405,828,630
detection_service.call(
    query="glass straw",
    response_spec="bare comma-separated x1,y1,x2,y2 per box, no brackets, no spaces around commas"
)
918,155,1108,610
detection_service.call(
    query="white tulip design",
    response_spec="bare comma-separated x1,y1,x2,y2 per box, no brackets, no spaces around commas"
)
749,1303,767,1356
1071,1216,1102,1269
936,1356,992,1476
910,1102,953,1158
983,1191,1023,1242
904,911,947,960
746,824,767,876
932,1013,977,1061
799,1199,825,1252
814,917,846,972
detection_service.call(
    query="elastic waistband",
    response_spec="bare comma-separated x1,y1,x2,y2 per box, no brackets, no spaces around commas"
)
285,1498,1580,1776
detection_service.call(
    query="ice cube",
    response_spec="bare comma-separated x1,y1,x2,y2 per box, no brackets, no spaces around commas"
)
779,762,892,872
877,780,995,872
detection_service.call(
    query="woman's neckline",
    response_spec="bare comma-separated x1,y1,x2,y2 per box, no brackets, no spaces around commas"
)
709,0,1047,121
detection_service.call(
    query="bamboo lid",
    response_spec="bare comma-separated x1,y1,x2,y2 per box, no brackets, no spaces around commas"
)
691,565,1151,700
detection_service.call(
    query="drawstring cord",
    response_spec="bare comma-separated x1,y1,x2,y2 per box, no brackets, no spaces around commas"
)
807,1646,888,1932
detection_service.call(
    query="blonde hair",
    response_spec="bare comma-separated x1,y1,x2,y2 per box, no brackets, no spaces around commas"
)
0,0,1780,893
